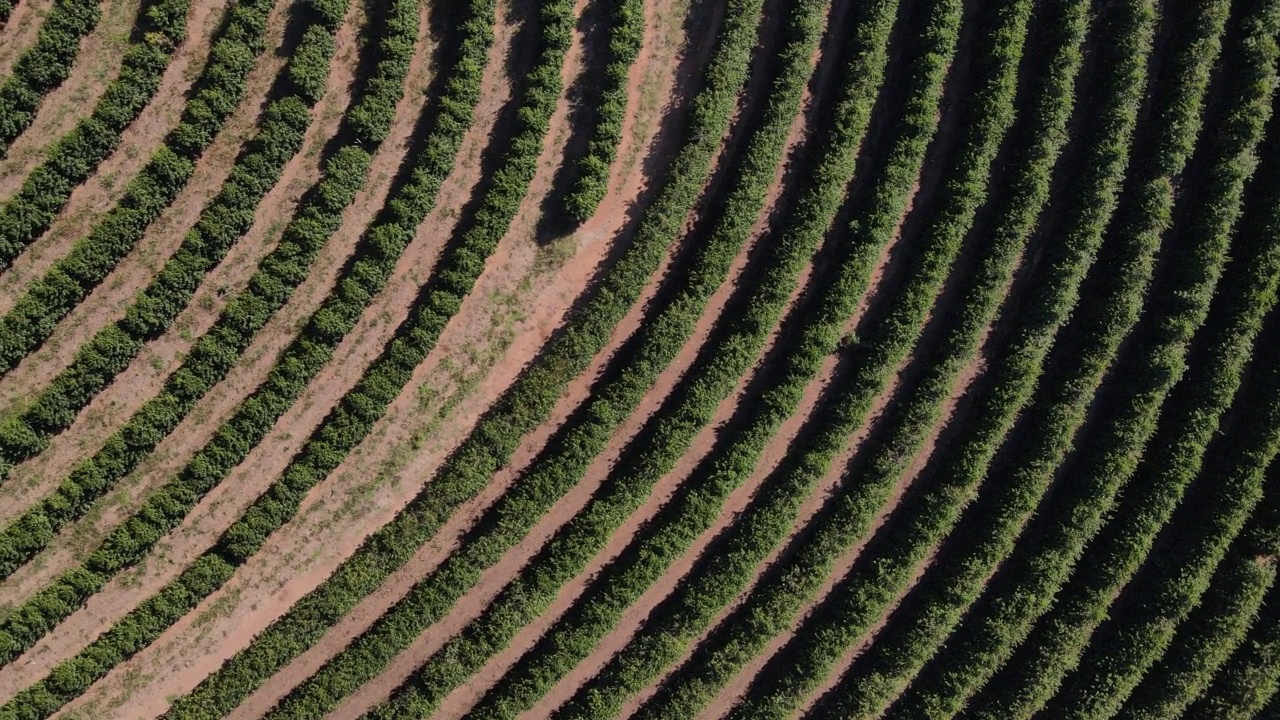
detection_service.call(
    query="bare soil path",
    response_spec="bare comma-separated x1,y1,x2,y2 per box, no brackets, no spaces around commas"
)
0,0,226,244
0,3,520,714
0,6,366,638
302,2,817,717
0,0,137,192
0,0,362,536
0,0,254,318
136,0,730,715
520,13,861,708
0,0,52,76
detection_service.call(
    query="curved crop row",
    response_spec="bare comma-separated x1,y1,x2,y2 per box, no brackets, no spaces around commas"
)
778,3,1230,718
553,0,1077,715
0,0,450,681
1118,457,1280,720
0,0,421,660
0,0,189,269
1037,40,1280,720
284,2,832,717
648,2,1033,717
960,4,1279,716
1047,317,1280,719
619,0,1148,713
158,0,776,715
0,0,568,713
874,0,1233,713
560,0,642,223
697,4,1084,720
1185,470,1280,720
0,0,416,581
0,0,101,155
1038,48,1280,718
0,29,331,576
461,0,1038,717
0,0,294,376
521,0,964,715
466,0,900,716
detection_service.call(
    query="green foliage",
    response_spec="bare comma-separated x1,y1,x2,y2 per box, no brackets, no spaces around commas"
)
346,0,416,142
0,0,280,375
957,3,1279,716
0,0,422,674
1025,20,1280,716
0,0,102,155
862,0,1213,713
0,0,189,269
0,0,406,592
161,0,773,716
0,0,491,717
561,0,644,223
0,92,316,585
288,24,337,103
247,3,821,718
1116,467,1280,720
567,0,1026,717
1185,532,1280,720
742,1,1198,717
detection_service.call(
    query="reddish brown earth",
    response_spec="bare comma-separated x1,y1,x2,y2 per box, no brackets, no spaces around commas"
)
0,0,137,191
0,2,1113,720
0,1,360,536
0,2,366,614
0,0,366,685
0,0,238,316
517,11,866,714
19,3,525,714
0,0,52,76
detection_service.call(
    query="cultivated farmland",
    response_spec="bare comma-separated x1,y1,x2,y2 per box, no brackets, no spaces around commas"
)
0,0,1277,717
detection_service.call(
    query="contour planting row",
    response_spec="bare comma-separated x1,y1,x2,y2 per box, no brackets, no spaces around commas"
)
1117,154,1280,720
0,0,188,268
0,0,450,685
0,4,340,577
870,0,1223,713
0,0,297,376
477,0,1035,715
0,0,421,665
959,3,1279,716
1183,463,1280,720
640,0,1034,716
299,1,831,716
1031,20,1280,716
466,0,898,715
160,0,775,714
547,0,1061,715
1116,374,1280,720
560,0,642,222
710,2,1087,719
0,0,565,714
619,0,1144,715
789,2,1227,718
1135,548,1276,720
0,0,416,580
1050,314,1280,719
0,0,101,156
554,0,957,714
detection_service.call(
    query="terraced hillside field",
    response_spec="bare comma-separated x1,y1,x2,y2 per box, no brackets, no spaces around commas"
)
0,0,1277,717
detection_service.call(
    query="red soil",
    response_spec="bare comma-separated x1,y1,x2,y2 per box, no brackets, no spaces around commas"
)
0,0,137,194
0,0,236,316
0,1,359,538
0,0,52,76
